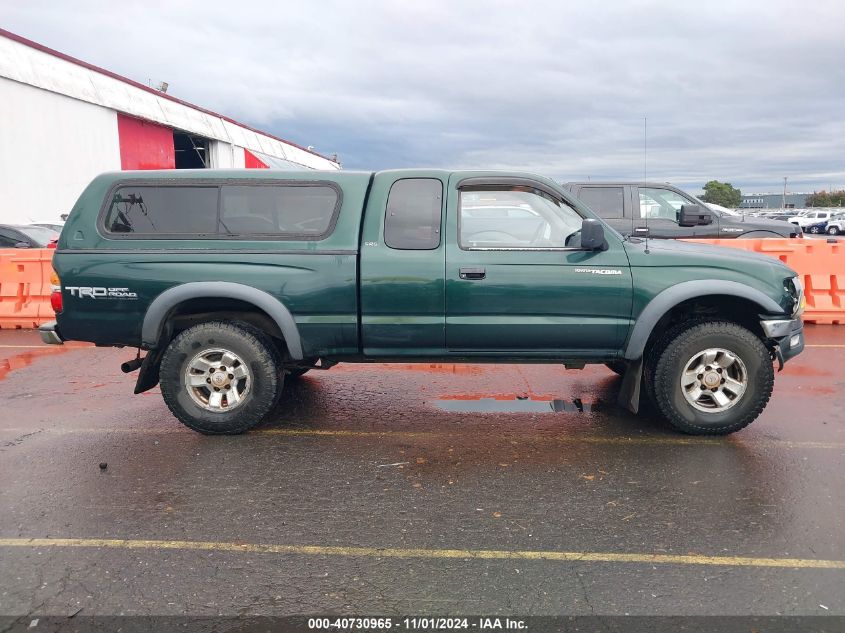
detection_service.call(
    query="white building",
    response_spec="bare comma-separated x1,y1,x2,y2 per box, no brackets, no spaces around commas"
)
0,28,340,225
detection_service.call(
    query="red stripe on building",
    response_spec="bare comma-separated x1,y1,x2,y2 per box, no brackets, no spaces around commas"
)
244,149,269,169
117,114,175,170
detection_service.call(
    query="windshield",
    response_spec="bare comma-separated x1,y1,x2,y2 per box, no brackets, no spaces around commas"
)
16,226,59,246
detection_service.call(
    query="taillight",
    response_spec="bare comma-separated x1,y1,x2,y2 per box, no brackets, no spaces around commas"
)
47,239,58,249
50,270,62,313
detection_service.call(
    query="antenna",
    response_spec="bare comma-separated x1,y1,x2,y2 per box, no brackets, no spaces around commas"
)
643,116,649,254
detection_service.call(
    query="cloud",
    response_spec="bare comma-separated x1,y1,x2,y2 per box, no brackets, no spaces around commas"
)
3,0,844,192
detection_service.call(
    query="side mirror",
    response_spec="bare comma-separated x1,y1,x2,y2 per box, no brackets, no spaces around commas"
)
679,205,713,227
14,241,31,249
580,218,607,250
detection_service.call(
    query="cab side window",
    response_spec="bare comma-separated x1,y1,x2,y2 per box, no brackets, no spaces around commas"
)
459,187,583,249
639,187,694,223
578,187,624,219
384,179,443,250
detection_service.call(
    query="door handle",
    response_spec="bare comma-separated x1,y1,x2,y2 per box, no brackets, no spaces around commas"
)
459,267,486,280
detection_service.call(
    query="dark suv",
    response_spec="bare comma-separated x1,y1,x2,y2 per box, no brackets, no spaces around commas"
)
565,182,801,239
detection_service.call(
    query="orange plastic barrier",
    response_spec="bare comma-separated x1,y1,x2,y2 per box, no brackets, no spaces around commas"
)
1,240,843,329
684,238,845,324
0,248,54,329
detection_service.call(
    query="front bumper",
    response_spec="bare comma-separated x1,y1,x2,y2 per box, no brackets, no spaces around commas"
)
38,320,64,345
760,317,804,366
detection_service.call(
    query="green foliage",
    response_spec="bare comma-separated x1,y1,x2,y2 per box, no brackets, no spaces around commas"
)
805,190,845,207
700,180,742,208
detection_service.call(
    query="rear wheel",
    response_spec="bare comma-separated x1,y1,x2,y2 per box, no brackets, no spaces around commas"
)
828,226,840,235
159,321,282,434
651,321,773,435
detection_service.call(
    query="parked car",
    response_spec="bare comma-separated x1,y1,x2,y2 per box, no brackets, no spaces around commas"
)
803,220,829,235
41,169,805,436
29,221,65,232
825,212,845,235
789,210,835,230
0,224,59,248
565,182,801,239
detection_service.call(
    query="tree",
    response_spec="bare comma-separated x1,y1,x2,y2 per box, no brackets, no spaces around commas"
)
701,180,742,208
805,190,845,207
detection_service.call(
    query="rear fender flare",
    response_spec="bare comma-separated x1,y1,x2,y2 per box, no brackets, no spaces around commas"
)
623,280,783,360
141,281,303,359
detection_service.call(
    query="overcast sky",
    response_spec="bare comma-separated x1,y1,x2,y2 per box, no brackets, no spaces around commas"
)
3,1,844,193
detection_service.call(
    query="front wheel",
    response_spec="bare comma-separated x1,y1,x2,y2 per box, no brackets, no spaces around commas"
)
828,226,840,235
651,322,773,435
159,321,283,434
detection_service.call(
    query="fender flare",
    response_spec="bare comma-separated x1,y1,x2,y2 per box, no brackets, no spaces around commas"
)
140,281,303,360
736,230,785,239
622,280,783,360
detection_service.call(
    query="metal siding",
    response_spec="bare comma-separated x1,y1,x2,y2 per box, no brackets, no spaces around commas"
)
116,114,175,170
244,149,269,169
0,31,340,171
0,77,121,224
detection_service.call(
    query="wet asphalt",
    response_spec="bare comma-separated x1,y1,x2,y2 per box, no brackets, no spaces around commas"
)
0,326,843,620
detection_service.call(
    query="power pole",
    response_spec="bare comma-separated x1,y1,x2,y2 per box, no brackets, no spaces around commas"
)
782,177,787,209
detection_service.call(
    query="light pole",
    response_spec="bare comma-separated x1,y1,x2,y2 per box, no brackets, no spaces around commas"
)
782,177,788,209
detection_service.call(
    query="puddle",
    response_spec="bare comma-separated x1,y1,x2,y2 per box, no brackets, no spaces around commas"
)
434,396,600,413
0,346,83,381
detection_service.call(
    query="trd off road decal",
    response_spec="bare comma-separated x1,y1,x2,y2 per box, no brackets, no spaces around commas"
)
65,286,138,299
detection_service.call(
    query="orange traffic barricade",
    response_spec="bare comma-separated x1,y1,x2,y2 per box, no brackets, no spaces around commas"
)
0,248,54,329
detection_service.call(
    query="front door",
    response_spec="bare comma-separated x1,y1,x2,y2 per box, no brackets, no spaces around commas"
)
445,176,633,356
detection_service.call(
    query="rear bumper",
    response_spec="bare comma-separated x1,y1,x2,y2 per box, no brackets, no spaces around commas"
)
38,320,64,345
760,317,804,365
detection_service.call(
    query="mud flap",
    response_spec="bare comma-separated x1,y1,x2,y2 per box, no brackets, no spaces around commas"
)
617,357,644,414
133,348,165,394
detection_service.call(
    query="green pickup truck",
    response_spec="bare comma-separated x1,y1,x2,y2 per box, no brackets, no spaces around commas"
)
41,169,805,436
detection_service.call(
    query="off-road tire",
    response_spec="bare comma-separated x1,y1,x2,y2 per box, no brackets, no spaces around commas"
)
651,321,773,435
641,318,709,409
160,321,283,434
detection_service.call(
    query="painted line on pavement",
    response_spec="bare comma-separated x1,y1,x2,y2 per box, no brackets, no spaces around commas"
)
0,537,842,570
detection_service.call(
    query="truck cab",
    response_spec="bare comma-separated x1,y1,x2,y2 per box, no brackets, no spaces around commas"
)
565,182,801,239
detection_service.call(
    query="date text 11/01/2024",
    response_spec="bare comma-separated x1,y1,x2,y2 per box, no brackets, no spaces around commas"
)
307,617,527,630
